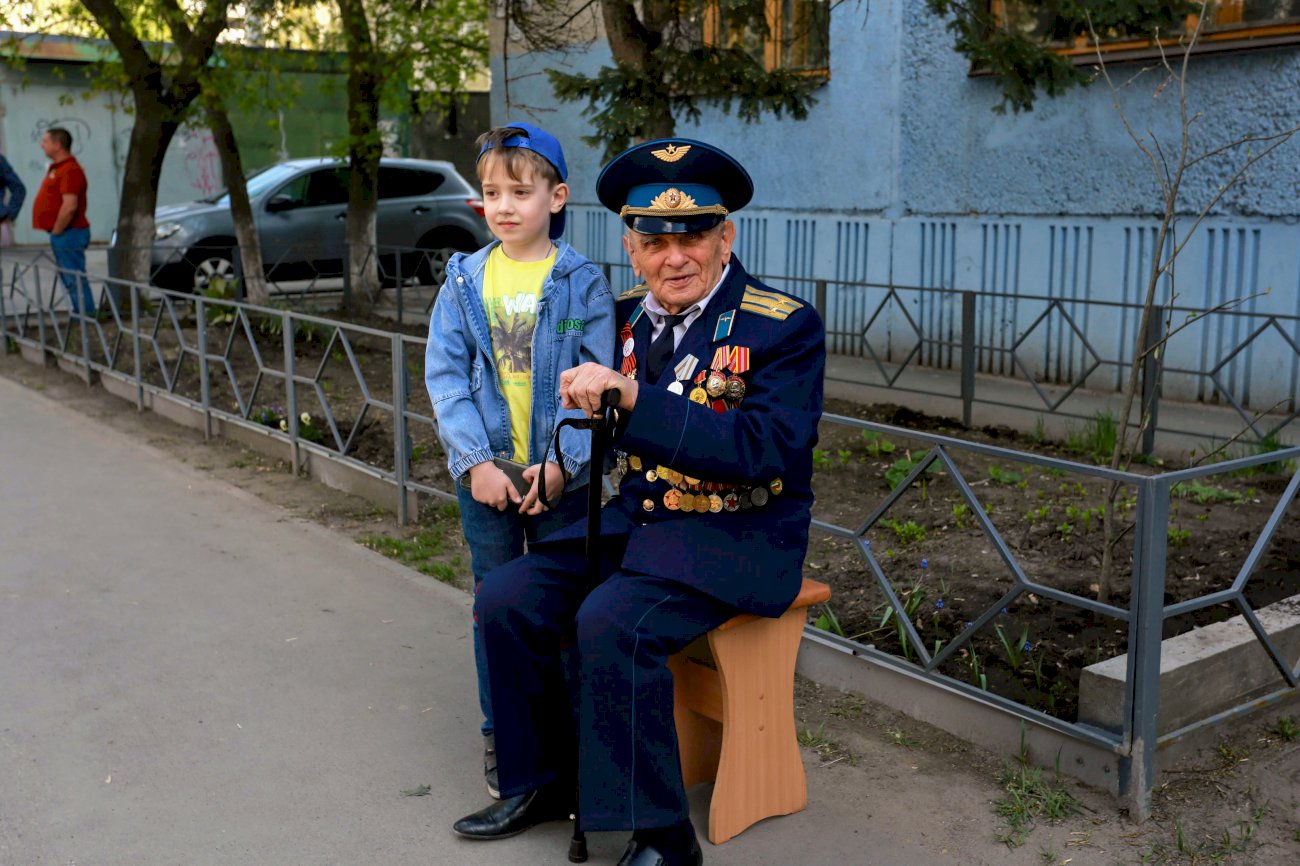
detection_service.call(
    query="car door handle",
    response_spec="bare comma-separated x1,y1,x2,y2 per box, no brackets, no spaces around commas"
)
411,206,431,215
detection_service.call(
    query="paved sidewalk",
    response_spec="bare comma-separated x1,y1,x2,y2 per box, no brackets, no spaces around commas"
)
0,374,977,866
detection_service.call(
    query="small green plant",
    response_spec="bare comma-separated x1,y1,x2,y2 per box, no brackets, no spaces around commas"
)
884,727,915,747
881,517,927,545
965,647,989,690
836,448,853,465
877,579,928,660
885,449,941,491
813,603,846,637
989,465,1023,485
202,280,238,325
995,623,1032,668
1031,416,1046,444
860,430,896,456
1024,505,1050,523
812,448,833,470
410,444,429,463
1274,715,1299,742
797,723,833,749
1056,522,1074,538
993,735,1082,848
1065,411,1117,463
1172,479,1246,504
951,502,970,528
1167,526,1191,547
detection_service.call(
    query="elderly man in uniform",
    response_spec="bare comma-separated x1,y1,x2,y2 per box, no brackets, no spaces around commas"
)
451,138,825,866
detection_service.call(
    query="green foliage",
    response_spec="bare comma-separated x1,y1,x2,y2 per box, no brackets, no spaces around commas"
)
924,0,1197,115
1273,715,1298,742
861,430,897,457
1173,480,1245,504
885,450,942,491
1066,411,1118,462
812,603,846,637
988,465,1023,485
881,517,927,545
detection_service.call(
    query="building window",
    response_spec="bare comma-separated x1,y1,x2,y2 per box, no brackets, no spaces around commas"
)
702,0,831,75
992,0,1300,61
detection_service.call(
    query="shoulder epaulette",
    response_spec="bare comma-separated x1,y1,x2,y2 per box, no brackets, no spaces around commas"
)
740,285,804,321
617,284,650,301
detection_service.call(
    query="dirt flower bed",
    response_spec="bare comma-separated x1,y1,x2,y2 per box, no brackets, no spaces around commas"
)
807,400,1300,721
64,308,1300,722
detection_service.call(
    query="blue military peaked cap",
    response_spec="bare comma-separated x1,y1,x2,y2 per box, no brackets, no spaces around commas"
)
596,138,754,234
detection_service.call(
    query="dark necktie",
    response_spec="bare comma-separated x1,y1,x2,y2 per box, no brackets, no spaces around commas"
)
645,313,688,383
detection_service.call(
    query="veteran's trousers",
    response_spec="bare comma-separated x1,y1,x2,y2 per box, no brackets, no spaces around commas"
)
477,536,737,831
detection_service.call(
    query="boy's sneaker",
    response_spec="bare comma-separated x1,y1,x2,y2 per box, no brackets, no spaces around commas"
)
484,733,500,799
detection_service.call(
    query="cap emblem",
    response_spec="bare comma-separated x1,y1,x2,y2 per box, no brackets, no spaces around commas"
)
651,144,692,163
650,187,697,210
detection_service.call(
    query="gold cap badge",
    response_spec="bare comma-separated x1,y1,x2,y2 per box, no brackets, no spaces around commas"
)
651,144,691,163
649,187,697,210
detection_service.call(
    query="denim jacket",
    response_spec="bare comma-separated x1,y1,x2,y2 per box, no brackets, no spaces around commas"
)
424,240,614,489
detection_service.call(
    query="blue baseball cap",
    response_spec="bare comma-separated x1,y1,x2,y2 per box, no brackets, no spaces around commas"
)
477,121,569,240
596,138,753,234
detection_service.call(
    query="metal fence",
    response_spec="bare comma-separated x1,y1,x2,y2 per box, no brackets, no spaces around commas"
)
3,257,1298,821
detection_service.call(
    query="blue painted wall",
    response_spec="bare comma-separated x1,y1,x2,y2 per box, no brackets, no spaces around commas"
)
490,1,1300,417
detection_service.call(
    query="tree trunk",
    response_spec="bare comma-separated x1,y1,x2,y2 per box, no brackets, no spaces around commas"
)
339,0,382,313
206,99,269,305
601,0,675,142
113,99,181,284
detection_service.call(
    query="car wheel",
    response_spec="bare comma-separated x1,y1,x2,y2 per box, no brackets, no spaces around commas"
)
189,249,237,294
415,245,457,287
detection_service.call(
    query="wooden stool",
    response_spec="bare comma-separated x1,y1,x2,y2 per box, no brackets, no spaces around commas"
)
667,577,832,844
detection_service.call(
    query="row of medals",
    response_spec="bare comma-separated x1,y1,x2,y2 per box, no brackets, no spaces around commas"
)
616,454,785,514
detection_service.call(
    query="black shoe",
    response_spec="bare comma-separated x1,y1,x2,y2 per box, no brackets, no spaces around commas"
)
616,837,704,866
484,733,500,800
451,785,572,840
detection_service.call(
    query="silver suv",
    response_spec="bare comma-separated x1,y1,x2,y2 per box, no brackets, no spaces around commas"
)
112,157,491,291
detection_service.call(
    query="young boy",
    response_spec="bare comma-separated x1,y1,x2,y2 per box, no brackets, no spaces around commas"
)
424,123,614,798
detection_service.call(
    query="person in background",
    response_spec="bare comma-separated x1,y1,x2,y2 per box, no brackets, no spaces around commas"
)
424,122,614,800
32,127,93,314
0,150,26,248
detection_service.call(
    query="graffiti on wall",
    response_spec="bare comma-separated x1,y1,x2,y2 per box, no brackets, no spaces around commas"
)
178,126,221,197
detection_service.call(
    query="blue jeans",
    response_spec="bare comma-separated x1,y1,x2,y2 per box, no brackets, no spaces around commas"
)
50,227,93,314
457,480,589,736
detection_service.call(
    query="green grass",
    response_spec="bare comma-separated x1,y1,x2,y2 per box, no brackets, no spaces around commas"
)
993,756,1083,848
1274,715,1299,742
360,526,464,584
1172,480,1246,505
1065,411,1117,463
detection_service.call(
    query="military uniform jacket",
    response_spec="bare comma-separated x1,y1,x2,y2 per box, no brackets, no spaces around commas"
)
538,257,825,618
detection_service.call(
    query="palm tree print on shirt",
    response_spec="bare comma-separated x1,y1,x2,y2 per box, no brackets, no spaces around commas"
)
491,312,534,376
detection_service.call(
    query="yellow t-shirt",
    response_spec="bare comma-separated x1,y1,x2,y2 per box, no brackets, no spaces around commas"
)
482,245,556,462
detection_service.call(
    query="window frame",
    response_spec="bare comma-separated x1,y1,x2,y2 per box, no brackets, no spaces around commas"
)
987,0,1300,66
701,0,831,78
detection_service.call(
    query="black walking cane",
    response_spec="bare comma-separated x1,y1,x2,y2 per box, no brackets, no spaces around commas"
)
538,388,621,864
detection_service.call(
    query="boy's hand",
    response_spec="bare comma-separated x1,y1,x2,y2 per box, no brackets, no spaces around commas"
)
519,461,566,515
468,461,521,511
560,362,637,416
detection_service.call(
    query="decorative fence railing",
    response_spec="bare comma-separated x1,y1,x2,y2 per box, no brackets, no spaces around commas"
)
3,257,1297,821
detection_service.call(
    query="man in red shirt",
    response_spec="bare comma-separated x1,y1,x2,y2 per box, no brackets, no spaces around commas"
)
33,127,93,314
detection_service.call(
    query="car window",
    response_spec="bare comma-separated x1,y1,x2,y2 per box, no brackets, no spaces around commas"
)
305,168,350,207
379,167,445,199
271,173,311,207
213,163,301,205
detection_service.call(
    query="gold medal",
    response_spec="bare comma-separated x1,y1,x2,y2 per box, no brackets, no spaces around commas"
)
689,387,708,404
642,498,655,512
679,493,695,513
664,489,682,510
708,494,723,513
770,478,784,496
683,475,699,487
705,371,727,398
750,487,770,507
629,455,642,471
